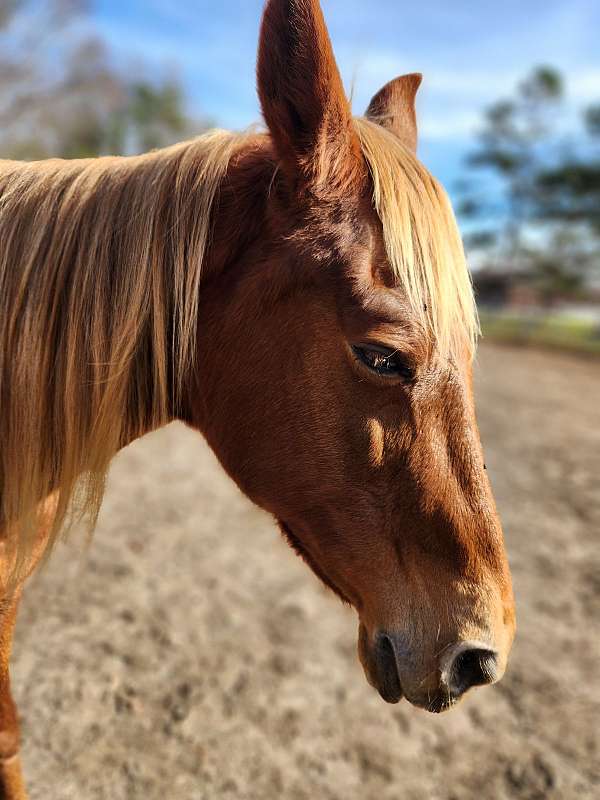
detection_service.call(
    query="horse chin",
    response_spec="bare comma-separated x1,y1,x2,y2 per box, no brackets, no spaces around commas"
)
368,665,457,712
373,678,457,712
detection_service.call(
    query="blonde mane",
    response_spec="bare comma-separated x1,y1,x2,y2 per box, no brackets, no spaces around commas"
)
354,117,478,360
0,129,249,578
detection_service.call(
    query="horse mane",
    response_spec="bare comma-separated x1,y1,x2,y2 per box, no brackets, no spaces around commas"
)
0,129,252,577
353,117,478,360
0,118,476,579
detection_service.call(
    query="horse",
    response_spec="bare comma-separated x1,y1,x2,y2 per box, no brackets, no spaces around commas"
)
0,0,516,796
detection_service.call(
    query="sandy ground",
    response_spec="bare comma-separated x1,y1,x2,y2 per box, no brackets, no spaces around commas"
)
13,343,600,800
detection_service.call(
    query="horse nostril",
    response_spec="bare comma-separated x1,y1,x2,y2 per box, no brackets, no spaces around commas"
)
448,647,499,697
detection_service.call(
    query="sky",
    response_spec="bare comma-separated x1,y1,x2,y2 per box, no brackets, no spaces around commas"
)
92,0,600,192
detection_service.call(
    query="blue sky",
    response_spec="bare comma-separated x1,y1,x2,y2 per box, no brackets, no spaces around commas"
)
93,0,600,191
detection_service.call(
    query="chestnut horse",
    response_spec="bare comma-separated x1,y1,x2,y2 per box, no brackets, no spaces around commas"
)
0,0,515,796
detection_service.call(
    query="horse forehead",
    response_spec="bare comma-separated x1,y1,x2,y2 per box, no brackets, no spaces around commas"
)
288,189,379,260
286,201,426,336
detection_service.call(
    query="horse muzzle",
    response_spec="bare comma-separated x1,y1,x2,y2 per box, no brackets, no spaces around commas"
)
358,624,502,712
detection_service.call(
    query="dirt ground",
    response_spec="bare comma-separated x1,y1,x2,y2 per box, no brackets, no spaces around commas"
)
13,342,600,799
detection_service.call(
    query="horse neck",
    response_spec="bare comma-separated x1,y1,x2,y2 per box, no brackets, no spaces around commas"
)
0,134,273,544
93,132,275,443
178,136,277,425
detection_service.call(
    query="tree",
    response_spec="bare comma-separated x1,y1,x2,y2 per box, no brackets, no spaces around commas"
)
0,0,196,160
459,66,600,302
459,66,564,267
535,103,600,236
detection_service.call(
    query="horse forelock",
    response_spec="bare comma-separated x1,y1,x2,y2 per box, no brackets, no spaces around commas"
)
353,117,479,362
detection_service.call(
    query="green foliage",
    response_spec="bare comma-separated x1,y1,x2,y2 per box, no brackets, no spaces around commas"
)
535,99,600,237
480,311,600,356
536,162,600,232
518,66,563,102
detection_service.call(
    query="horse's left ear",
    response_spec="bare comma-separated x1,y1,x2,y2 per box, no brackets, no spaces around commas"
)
257,0,363,193
365,74,422,153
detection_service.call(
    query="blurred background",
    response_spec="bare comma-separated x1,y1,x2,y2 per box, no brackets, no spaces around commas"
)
2,1,599,799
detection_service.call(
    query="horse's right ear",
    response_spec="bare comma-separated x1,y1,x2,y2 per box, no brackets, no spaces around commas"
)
257,0,362,193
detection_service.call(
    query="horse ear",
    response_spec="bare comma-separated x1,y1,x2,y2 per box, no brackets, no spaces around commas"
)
365,74,422,153
257,0,362,192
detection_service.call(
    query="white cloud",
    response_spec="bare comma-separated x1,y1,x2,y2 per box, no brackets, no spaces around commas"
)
569,70,600,104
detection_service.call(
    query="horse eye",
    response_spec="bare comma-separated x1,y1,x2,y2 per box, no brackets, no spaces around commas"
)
352,345,414,381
